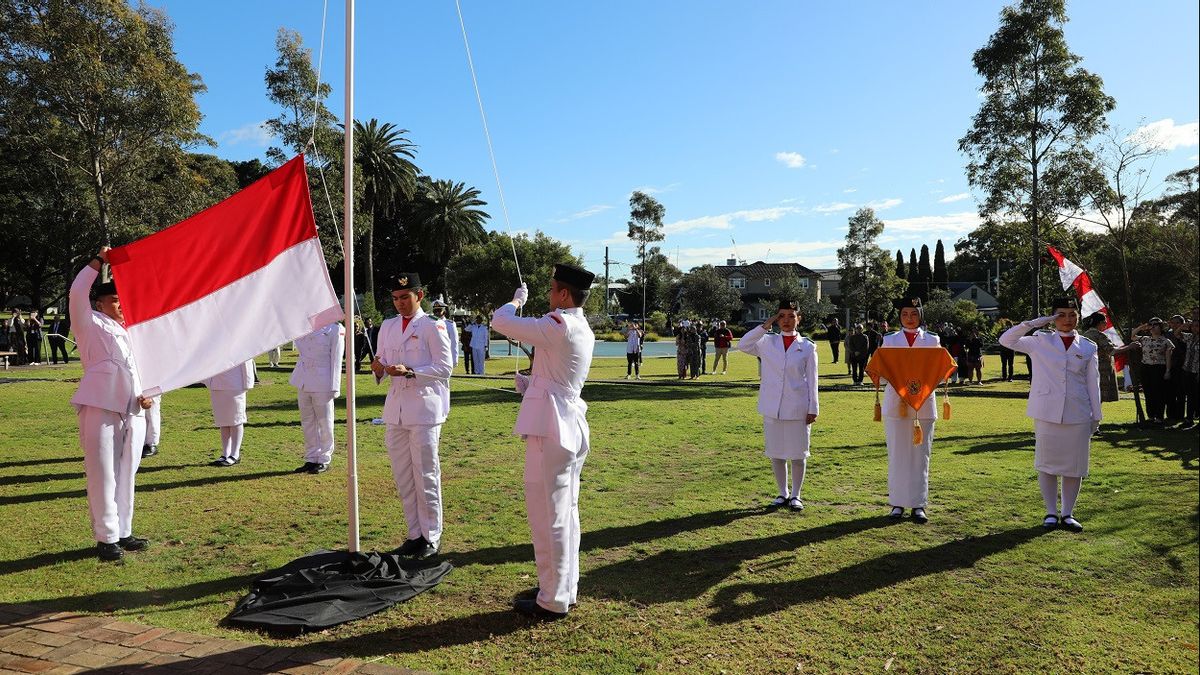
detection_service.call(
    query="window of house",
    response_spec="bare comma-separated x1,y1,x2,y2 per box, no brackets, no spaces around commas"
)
730,277,746,289
799,278,809,289
764,278,771,287
971,288,978,300
758,307,769,319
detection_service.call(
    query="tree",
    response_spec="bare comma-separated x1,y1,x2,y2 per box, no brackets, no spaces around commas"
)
678,265,742,321
445,231,581,316
836,208,907,320
917,245,933,300
353,119,419,309
769,273,834,332
921,288,988,331
626,191,667,317
905,248,919,297
895,250,906,280
621,247,680,316
952,217,1080,318
413,178,489,289
1,0,207,245
933,240,949,291
958,0,1114,314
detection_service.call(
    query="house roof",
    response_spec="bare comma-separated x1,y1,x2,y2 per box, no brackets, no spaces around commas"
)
947,281,984,292
715,261,819,279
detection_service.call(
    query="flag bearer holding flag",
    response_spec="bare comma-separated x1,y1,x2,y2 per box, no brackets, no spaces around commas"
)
70,247,155,562
999,297,1102,533
290,321,345,474
204,360,255,467
492,263,596,621
371,273,453,560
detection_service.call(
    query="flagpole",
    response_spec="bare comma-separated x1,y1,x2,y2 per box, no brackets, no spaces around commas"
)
343,0,360,553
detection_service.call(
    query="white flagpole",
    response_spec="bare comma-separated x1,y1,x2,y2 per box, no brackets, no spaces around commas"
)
342,0,360,553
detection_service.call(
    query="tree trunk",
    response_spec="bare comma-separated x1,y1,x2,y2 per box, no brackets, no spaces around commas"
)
365,197,376,311
1030,145,1040,317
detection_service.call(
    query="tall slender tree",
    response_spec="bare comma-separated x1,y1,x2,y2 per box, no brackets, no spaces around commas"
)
837,208,907,319
959,0,1114,314
895,250,906,280
917,245,933,300
627,191,667,317
933,240,949,290
906,248,919,298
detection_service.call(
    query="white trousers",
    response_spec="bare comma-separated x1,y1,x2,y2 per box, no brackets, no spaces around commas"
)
267,347,281,367
525,433,588,614
385,423,443,547
471,347,486,374
298,390,336,464
885,417,935,509
78,405,145,544
144,398,161,445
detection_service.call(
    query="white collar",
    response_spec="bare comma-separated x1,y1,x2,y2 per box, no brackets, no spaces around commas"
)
902,327,920,334
781,331,798,337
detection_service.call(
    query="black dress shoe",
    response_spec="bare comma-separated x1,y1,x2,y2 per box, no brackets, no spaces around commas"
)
293,462,316,474
393,537,428,556
517,588,578,608
141,444,158,458
117,535,149,552
414,541,439,560
1060,515,1084,533
97,542,124,562
513,598,567,621
308,463,329,474
911,508,928,524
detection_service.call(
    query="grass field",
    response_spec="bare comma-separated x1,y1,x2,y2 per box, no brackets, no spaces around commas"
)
1,344,1197,673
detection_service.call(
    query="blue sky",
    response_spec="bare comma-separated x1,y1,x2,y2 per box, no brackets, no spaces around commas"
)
157,0,1199,278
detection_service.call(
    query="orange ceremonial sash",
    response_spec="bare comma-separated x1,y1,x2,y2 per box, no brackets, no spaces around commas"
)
866,347,957,443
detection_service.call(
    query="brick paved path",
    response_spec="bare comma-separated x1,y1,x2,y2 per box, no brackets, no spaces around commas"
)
0,604,416,674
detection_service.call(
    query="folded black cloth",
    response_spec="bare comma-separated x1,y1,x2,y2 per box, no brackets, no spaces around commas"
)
226,549,452,634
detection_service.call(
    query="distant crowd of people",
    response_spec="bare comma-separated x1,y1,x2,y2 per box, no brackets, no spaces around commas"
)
4,308,72,366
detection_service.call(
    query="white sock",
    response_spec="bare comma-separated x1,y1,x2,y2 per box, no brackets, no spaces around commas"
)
789,459,806,499
229,425,244,460
771,459,787,497
1038,472,1059,515
220,427,232,458
1061,476,1082,516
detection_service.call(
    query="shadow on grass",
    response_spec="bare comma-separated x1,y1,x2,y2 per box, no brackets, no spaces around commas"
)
952,434,1035,456
446,507,763,569
581,516,892,606
0,456,77,470
0,470,295,506
303,609,530,656
0,546,96,576
0,463,186,487
2,573,258,616
1100,426,1199,471
707,526,1047,624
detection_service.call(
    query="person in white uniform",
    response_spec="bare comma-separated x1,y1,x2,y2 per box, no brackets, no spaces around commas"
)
141,397,161,458
371,273,454,560
880,297,943,524
431,298,459,370
737,300,819,511
204,359,255,466
999,297,1102,533
290,322,345,474
466,316,489,374
70,247,155,561
492,263,597,621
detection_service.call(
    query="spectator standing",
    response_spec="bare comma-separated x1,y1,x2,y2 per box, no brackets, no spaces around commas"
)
26,309,44,364
996,319,1016,382
698,320,710,374
8,311,27,365
1181,307,1199,429
460,322,473,374
711,321,733,374
688,325,703,379
675,324,688,379
624,321,644,380
963,328,984,384
47,315,71,365
865,322,882,359
1166,315,1189,423
826,318,843,364
847,324,869,385
1129,318,1174,424
1081,313,1119,403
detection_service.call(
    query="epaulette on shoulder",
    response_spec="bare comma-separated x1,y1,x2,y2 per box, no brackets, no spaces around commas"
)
547,313,563,324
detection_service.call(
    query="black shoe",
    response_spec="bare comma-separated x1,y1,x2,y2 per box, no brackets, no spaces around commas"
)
141,444,158,458
117,535,149,552
513,598,567,621
911,508,928,524
293,462,316,474
97,542,123,562
887,507,905,520
1060,515,1084,533
211,456,240,467
1042,514,1059,529
308,463,329,474
393,536,428,557
516,587,578,608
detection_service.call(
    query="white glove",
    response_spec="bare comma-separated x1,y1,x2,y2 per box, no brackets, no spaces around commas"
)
512,283,529,307
1030,314,1057,328
514,372,530,394
1091,420,1100,434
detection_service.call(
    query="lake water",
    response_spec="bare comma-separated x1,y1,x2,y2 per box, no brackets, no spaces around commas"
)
489,339,682,358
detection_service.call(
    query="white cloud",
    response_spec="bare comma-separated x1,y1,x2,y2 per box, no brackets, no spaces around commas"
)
632,182,682,195
218,120,272,147
663,206,802,235
775,151,807,169
551,204,612,224
938,192,971,204
1129,118,1199,151
866,198,903,211
843,188,857,193
882,211,982,234
814,202,856,213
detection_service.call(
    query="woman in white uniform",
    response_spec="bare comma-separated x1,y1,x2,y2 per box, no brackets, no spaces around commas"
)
999,297,1102,532
737,300,819,511
204,359,256,466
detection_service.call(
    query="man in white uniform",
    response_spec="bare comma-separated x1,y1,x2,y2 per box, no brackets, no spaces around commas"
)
431,298,459,370
204,360,255,466
291,322,345,474
371,273,454,559
492,263,596,621
881,297,942,524
466,316,489,374
70,247,155,562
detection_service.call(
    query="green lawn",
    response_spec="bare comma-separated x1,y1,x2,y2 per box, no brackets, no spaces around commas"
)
1,344,1197,673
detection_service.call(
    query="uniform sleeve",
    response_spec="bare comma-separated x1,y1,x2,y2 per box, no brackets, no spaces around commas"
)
490,303,566,349
412,319,453,381
999,321,1040,354
330,324,345,393
737,325,768,356
807,342,820,415
68,265,98,348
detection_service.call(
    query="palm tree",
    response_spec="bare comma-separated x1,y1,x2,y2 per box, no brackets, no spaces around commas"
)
415,178,489,290
353,119,418,307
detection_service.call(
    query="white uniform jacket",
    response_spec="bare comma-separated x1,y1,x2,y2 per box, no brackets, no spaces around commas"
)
68,266,145,416
376,310,453,426
492,304,595,449
204,360,256,391
737,326,819,420
467,322,490,349
1000,322,1102,424
444,318,460,367
880,329,942,420
290,323,345,395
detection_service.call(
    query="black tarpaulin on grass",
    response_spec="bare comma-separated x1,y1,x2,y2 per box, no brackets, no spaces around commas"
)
226,550,452,635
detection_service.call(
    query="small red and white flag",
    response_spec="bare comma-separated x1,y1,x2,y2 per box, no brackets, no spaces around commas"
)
109,156,342,396
1046,245,1127,371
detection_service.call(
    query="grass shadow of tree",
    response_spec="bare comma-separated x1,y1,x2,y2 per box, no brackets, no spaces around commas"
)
0,470,295,506
1100,426,1198,470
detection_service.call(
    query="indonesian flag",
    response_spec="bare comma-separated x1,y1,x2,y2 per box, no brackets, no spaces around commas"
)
109,156,342,396
1046,245,1127,371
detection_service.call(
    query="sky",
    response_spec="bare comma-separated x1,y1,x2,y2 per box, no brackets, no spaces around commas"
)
154,0,1199,281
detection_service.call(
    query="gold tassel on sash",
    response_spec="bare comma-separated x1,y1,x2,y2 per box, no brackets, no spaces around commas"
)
941,378,952,420
873,384,882,421
912,419,923,445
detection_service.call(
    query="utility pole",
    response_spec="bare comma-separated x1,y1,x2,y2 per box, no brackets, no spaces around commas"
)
604,246,610,317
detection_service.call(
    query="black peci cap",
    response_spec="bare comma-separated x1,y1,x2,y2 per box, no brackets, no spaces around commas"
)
391,273,422,292
91,281,118,300
552,263,595,290
1050,297,1079,312
777,300,798,311
894,296,923,312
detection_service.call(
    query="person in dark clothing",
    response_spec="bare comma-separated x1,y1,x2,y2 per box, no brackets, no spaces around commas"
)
826,319,843,363
698,320,710,374
962,328,984,384
847,324,870,385
865,322,882,358
997,320,1016,381
25,309,44,364
1167,314,1189,423
47,315,71,364
460,322,473,374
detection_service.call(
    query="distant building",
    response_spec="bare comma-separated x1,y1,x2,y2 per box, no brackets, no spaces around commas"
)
812,269,842,308
713,257,822,323
947,281,1000,318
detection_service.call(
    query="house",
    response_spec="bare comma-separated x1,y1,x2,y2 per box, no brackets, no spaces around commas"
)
713,258,822,323
947,282,1001,318
812,269,842,307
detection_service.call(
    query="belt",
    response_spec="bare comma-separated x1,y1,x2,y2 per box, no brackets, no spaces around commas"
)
527,376,581,401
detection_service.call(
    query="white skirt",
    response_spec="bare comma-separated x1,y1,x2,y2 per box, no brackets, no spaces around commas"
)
1034,419,1090,477
885,418,935,508
763,416,811,460
210,389,248,427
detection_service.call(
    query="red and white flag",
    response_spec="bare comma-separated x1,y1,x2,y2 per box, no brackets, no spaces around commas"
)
109,156,342,396
1046,245,1127,371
